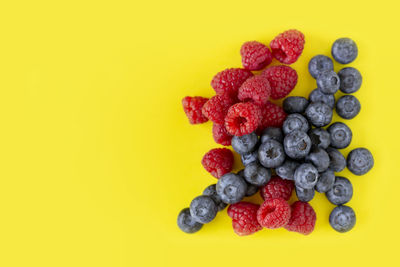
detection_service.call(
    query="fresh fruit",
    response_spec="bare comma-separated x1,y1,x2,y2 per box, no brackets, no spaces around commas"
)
283,130,312,159
338,67,362,94
284,201,316,235
202,94,235,124
216,173,248,204
326,147,346,172
316,70,340,94
327,122,352,149
231,132,259,154
325,176,353,205
260,176,294,201
282,113,310,135
203,184,228,211
240,41,272,71
308,88,335,109
227,202,263,236
308,55,334,79
241,150,258,166
331,38,358,64
238,170,259,196
257,198,291,229
258,139,286,168
283,96,309,114
212,123,232,146
295,185,315,202
294,163,319,189
308,128,331,149
262,65,298,99
305,101,333,127
201,148,234,178
315,169,335,193
243,162,271,186
275,159,299,181
177,208,203,233
329,205,356,233
336,95,361,119
225,102,262,136
211,68,253,97
305,148,330,172
347,148,374,175
189,196,218,223
238,75,271,106
258,101,287,131
261,127,284,143
182,96,209,124
270,29,305,64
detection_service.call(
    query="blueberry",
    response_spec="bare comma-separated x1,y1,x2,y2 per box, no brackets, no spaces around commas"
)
294,163,319,189
316,70,340,94
309,88,335,109
336,95,361,119
295,185,315,202
305,102,333,127
203,184,228,211
231,132,258,154
308,128,331,149
237,170,259,196
243,162,271,186
338,67,362,94
275,159,300,180
328,122,352,149
325,176,353,205
305,148,330,172
308,55,334,79
261,127,284,143
258,139,286,168
189,195,218,224
283,130,312,159
241,150,258,166
331,38,358,64
282,113,310,135
329,205,356,233
326,147,346,172
315,169,335,193
177,208,203,233
347,148,374,175
216,173,247,204
283,96,309,114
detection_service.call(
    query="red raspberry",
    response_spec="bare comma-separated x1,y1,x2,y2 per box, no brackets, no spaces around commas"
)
262,65,298,99
240,41,273,71
228,202,262,236
284,201,316,235
256,198,291,229
260,176,294,201
258,101,287,132
211,68,254,98
225,102,262,137
270,29,305,64
212,123,232,146
201,148,234,178
202,94,235,124
181,96,209,124
238,75,271,106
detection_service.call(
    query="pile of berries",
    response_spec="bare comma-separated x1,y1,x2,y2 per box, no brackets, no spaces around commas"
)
179,31,374,236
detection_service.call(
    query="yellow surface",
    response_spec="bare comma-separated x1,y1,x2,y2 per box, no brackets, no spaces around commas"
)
0,0,399,266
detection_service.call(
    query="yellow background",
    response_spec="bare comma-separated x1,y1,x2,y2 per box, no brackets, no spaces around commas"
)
0,0,399,266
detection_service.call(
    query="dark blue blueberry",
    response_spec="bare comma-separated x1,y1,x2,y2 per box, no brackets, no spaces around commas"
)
328,122,352,149
305,148,330,172
325,176,353,205
282,113,310,135
275,159,300,181
305,102,333,127
329,205,356,233
294,163,319,189
177,208,203,233
295,185,315,202
338,67,362,94
283,96,309,114
336,95,361,119
331,38,358,64
231,132,258,154
258,139,286,168
308,128,331,149
316,70,340,94
189,195,218,224
203,184,228,211
216,173,247,204
241,150,258,166
244,162,271,186
326,147,346,172
308,55,334,79
237,170,259,196
283,130,312,159
315,169,335,193
261,127,283,143
309,88,335,109
347,148,374,175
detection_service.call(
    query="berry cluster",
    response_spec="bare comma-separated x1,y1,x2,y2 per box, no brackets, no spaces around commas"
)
178,34,374,236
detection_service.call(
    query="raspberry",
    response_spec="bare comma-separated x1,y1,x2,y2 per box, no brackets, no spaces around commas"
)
228,202,262,236
256,198,291,229
258,102,287,132
201,148,234,178
181,96,209,124
202,94,235,124
212,123,232,146
270,29,305,64
260,176,294,201
284,201,316,235
240,41,273,71
225,102,262,137
262,65,298,99
211,68,254,98
238,75,271,106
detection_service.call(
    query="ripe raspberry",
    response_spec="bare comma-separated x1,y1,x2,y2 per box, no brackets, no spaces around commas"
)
225,102,262,137
260,176,294,201
284,201,316,235
181,96,209,124
270,29,305,64
202,94,235,124
201,148,234,178
240,41,273,71
258,102,287,132
228,202,262,236
211,68,254,98
238,75,271,106
262,65,298,99
256,198,291,229
212,123,232,146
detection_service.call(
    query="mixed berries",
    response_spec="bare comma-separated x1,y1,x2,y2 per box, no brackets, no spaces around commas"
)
178,30,374,235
